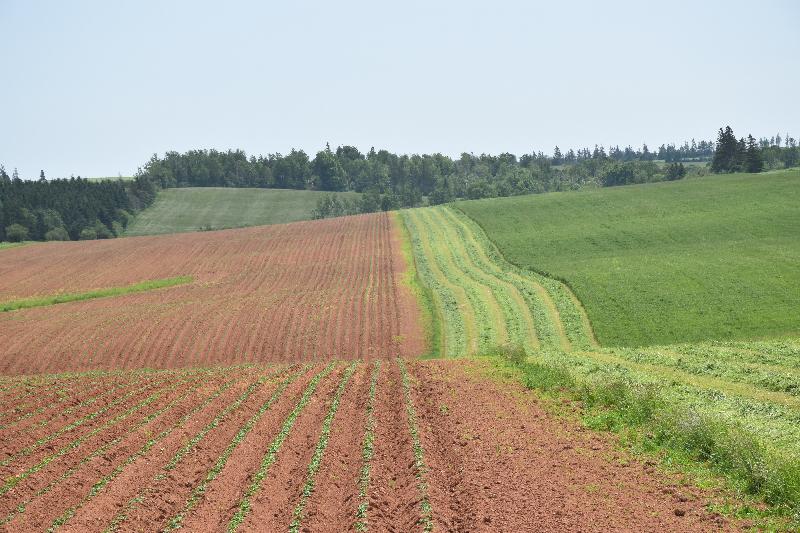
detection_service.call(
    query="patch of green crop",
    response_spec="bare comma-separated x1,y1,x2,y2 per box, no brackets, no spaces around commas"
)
0,276,192,312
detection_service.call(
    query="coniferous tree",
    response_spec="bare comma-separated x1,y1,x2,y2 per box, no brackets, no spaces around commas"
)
552,146,562,165
712,126,738,172
745,134,764,173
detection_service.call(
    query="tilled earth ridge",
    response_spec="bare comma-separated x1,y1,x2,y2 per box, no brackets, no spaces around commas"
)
0,213,425,374
0,361,737,532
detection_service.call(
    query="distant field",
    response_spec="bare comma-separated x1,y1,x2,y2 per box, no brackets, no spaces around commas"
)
456,170,800,347
125,187,360,236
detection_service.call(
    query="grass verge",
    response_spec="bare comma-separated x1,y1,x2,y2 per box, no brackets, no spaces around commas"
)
1,276,193,312
482,346,800,529
394,211,442,358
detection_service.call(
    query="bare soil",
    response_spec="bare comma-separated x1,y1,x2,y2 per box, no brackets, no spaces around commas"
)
0,214,425,374
0,361,738,532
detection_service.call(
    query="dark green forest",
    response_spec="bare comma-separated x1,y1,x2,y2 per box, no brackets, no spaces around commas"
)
2,126,798,240
0,170,156,242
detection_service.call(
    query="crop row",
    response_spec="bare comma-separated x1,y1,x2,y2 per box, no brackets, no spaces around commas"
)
0,374,200,497
354,360,381,531
226,362,336,531
45,371,253,531
101,368,294,532
0,370,228,526
288,361,358,532
398,358,434,531
163,365,310,530
0,366,227,471
0,213,419,374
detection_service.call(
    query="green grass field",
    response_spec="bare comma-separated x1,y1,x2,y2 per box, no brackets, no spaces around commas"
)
125,187,360,236
401,202,800,520
456,170,800,347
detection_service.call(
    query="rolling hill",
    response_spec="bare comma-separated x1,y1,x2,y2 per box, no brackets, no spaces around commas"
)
125,187,359,236
456,169,800,347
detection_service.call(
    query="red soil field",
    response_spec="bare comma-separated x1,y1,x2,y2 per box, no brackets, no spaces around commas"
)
0,213,424,375
0,360,734,532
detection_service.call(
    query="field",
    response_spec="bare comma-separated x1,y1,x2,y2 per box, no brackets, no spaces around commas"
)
125,187,360,236
2,177,798,529
401,206,595,356
401,203,800,519
0,213,423,374
456,169,800,347
0,360,729,531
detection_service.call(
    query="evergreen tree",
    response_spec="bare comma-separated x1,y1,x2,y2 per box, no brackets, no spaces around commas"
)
745,134,764,173
552,146,562,165
711,126,738,173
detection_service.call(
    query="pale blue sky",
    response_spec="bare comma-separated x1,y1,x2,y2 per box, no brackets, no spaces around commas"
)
1,0,798,178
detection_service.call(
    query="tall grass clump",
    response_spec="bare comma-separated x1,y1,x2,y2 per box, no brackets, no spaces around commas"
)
491,348,800,519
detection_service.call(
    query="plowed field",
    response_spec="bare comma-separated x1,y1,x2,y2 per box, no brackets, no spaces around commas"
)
0,361,727,532
0,213,424,374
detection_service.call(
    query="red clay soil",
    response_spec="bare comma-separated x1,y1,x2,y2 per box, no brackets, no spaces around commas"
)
406,358,735,532
0,214,425,375
300,363,370,531
0,361,739,532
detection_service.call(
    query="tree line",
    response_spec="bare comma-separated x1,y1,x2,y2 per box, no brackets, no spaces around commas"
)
0,169,156,242
2,126,798,240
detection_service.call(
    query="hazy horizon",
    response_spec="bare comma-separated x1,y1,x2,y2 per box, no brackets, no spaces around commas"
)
1,0,798,179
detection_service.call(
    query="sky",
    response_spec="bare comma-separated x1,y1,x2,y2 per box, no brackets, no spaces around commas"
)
1,0,798,179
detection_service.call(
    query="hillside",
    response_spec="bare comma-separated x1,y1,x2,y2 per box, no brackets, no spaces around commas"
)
456,169,800,347
125,187,359,236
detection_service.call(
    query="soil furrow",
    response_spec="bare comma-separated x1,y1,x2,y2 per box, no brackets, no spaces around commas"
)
366,361,425,532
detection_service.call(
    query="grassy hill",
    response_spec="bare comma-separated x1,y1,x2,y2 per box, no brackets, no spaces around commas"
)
125,187,359,236
456,170,800,347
